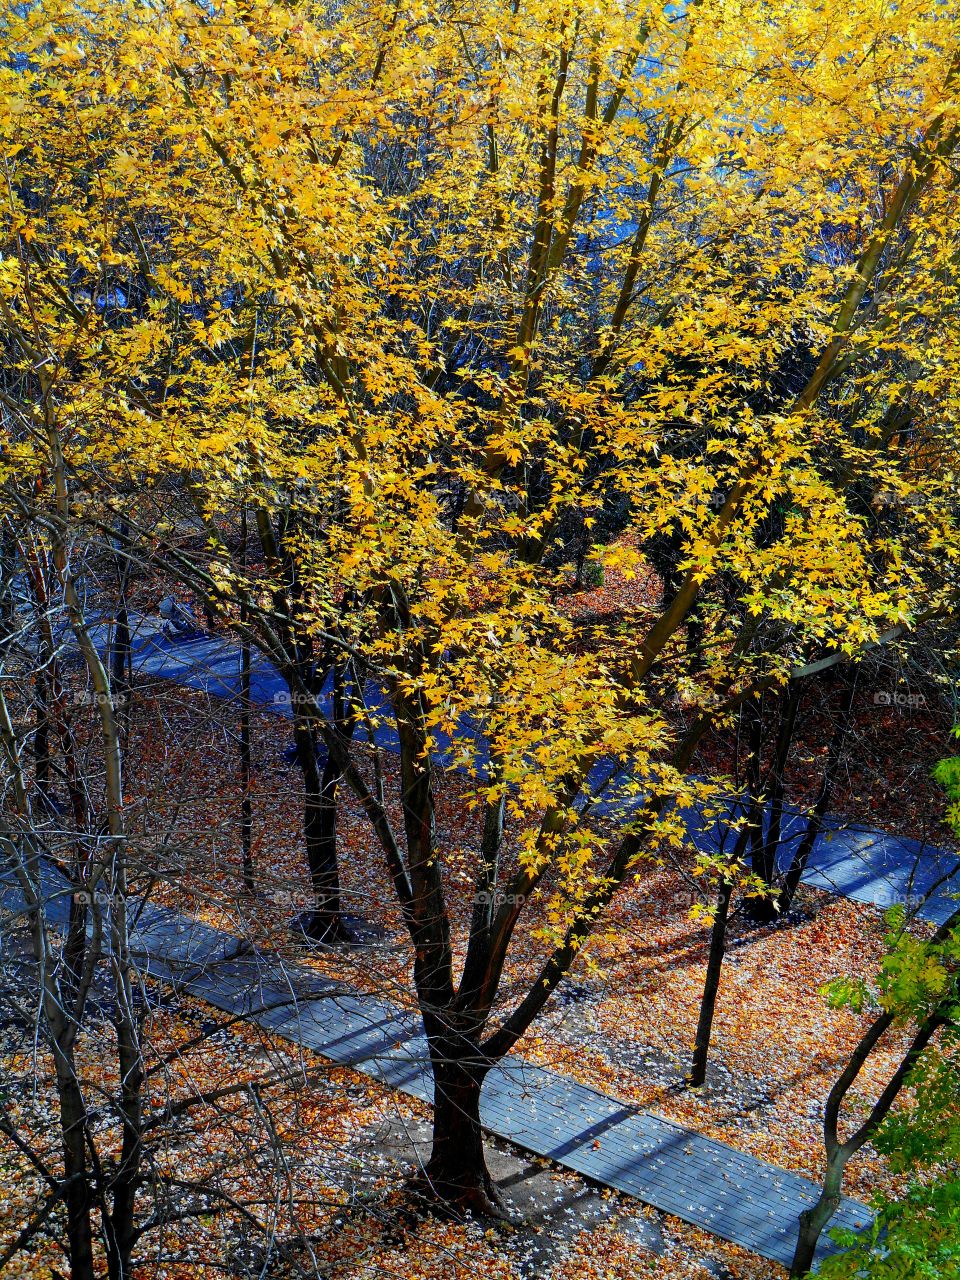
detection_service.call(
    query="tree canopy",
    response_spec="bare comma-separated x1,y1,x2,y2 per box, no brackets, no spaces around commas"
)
1,0,959,1264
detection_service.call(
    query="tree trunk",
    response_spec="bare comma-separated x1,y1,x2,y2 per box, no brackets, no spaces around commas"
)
33,668,52,800
790,1154,845,1277
110,517,133,743
688,874,734,1087
688,817,753,1086
779,797,830,918
747,682,801,922
239,506,254,892
779,665,858,915
106,1105,142,1278
420,1042,503,1218
106,965,145,1280
111,600,131,721
295,662,362,941
295,722,345,941
239,634,253,891
790,996,949,1276
389,679,499,1214
737,695,778,925
55,1057,96,1280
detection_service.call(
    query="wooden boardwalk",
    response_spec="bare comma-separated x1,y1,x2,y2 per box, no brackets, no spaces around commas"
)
0,867,871,1269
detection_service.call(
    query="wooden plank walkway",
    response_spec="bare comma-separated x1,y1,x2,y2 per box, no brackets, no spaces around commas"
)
0,866,872,1269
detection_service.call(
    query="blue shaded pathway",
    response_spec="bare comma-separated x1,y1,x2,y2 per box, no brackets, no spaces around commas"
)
0,862,871,1269
96,613,960,925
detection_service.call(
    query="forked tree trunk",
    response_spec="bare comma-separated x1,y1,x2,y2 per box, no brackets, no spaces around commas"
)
390,672,505,1219
788,1004,948,1277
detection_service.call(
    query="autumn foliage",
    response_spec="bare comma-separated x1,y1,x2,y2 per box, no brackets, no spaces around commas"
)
1,0,959,1275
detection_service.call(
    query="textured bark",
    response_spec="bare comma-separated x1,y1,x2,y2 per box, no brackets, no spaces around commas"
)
417,1043,504,1218
295,721,345,940
790,1157,844,1277
54,1055,96,1280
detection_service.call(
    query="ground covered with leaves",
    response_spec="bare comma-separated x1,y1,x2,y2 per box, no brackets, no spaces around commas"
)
2,645,953,1277
0,937,784,1280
